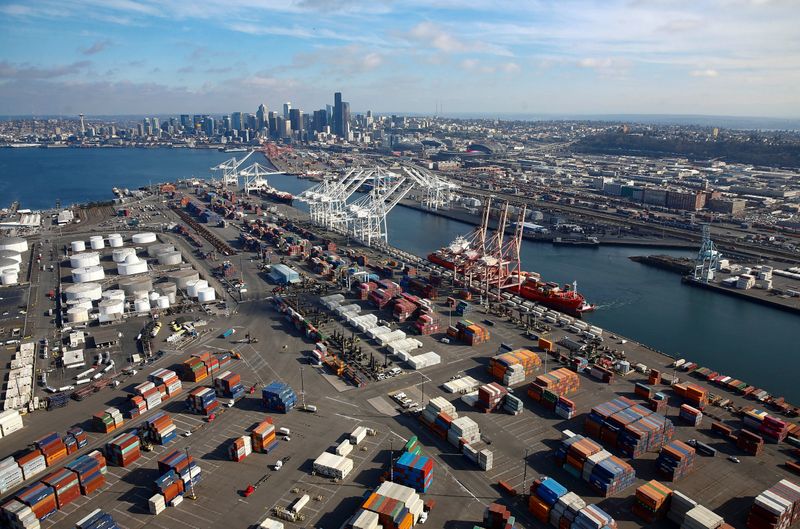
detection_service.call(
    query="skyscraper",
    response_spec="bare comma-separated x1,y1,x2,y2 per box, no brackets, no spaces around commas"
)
312,109,328,133
268,111,278,138
231,112,243,131
333,92,343,136
283,102,291,120
204,116,215,136
341,101,351,139
256,104,267,130
289,108,303,133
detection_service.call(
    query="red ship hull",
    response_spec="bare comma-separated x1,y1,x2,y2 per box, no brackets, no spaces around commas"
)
512,281,593,314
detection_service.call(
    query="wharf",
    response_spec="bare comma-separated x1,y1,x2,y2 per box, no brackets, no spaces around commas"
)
398,199,695,249
1,187,797,529
682,276,800,315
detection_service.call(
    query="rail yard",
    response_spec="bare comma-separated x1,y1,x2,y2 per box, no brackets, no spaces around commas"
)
0,161,799,529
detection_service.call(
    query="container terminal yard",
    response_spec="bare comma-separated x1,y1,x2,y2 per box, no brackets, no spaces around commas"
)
0,161,799,529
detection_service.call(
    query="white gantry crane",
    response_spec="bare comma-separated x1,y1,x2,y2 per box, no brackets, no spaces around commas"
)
693,224,721,282
297,164,457,247
299,168,373,232
210,151,254,188
238,162,283,194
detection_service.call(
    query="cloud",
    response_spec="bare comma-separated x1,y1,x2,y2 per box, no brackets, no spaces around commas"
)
289,45,385,75
0,60,92,80
459,59,520,75
204,66,233,74
405,22,513,56
577,57,632,76
178,66,195,74
690,69,719,77
81,39,113,56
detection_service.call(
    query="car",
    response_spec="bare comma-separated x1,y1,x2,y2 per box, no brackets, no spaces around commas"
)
284,436,291,442
728,456,741,464
686,439,697,447
440,338,450,344
182,430,192,437
418,511,428,524
377,374,385,381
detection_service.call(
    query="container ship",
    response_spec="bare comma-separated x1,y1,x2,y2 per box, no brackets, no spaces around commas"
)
426,201,594,314
260,188,293,205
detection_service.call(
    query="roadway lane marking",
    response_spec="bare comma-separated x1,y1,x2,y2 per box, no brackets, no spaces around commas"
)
335,413,362,422
325,396,359,408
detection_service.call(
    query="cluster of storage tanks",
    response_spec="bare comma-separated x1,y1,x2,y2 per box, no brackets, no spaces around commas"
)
0,236,29,286
63,232,213,324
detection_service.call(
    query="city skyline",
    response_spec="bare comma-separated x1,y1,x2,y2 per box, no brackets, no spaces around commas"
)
0,1,799,117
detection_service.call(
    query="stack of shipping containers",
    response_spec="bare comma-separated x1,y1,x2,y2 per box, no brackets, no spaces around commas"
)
142,412,177,445
393,452,433,493
632,480,672,522
262,382,298,413
41,468,81,509
488,349,541,386
187,387,219,416
747,479,800,529
251,419,279,453
106,432,142,467
65,453,106,495
656,440,696,481
527,368,579,417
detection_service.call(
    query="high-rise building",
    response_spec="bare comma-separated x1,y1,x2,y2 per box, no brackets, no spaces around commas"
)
180,115,191,129
312,109,328,133
223,115,232,131
289,108,304,133
204,116,215,136
152,117,160,130
256,104,267,130
231,112,243,131
283,102,291,120
341,101,351,139
246,113,257,130
333,92,343,136
268,111,278,138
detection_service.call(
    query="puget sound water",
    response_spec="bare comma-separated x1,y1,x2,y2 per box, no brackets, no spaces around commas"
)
1,147,796,400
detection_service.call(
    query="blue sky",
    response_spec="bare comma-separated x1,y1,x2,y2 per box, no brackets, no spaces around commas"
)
0,0,798,117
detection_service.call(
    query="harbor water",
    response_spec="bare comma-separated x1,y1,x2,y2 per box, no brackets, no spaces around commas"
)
1,148,797,400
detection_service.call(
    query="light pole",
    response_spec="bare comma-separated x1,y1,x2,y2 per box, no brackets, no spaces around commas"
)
184,446,197,500
300,366,306,410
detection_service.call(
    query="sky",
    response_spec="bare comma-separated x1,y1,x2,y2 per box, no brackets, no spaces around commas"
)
0,0,798,118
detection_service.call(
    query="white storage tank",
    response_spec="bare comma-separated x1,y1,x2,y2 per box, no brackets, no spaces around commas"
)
0,236,28,253
167,269,200,289
99,298,125,315
149,291,160,301
147,243,174,257
132,232,157,244
70,251,100,268
197,287,216,303
157,282,178,304
102,289,126,301
72,265,105,283
117,254,148,276
119,276,153,295
65,282,103,301
71,240,86,253
157,251,182,266
156,295,170,309
66,307,89,323
112,247,136,263
0,250,22,263
1,271,18,285
0,258,20,274
89,236,105,250
66,298,93,310
132,290,149,299
186,279,208,298
134,298,151,313
107,233,124,248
